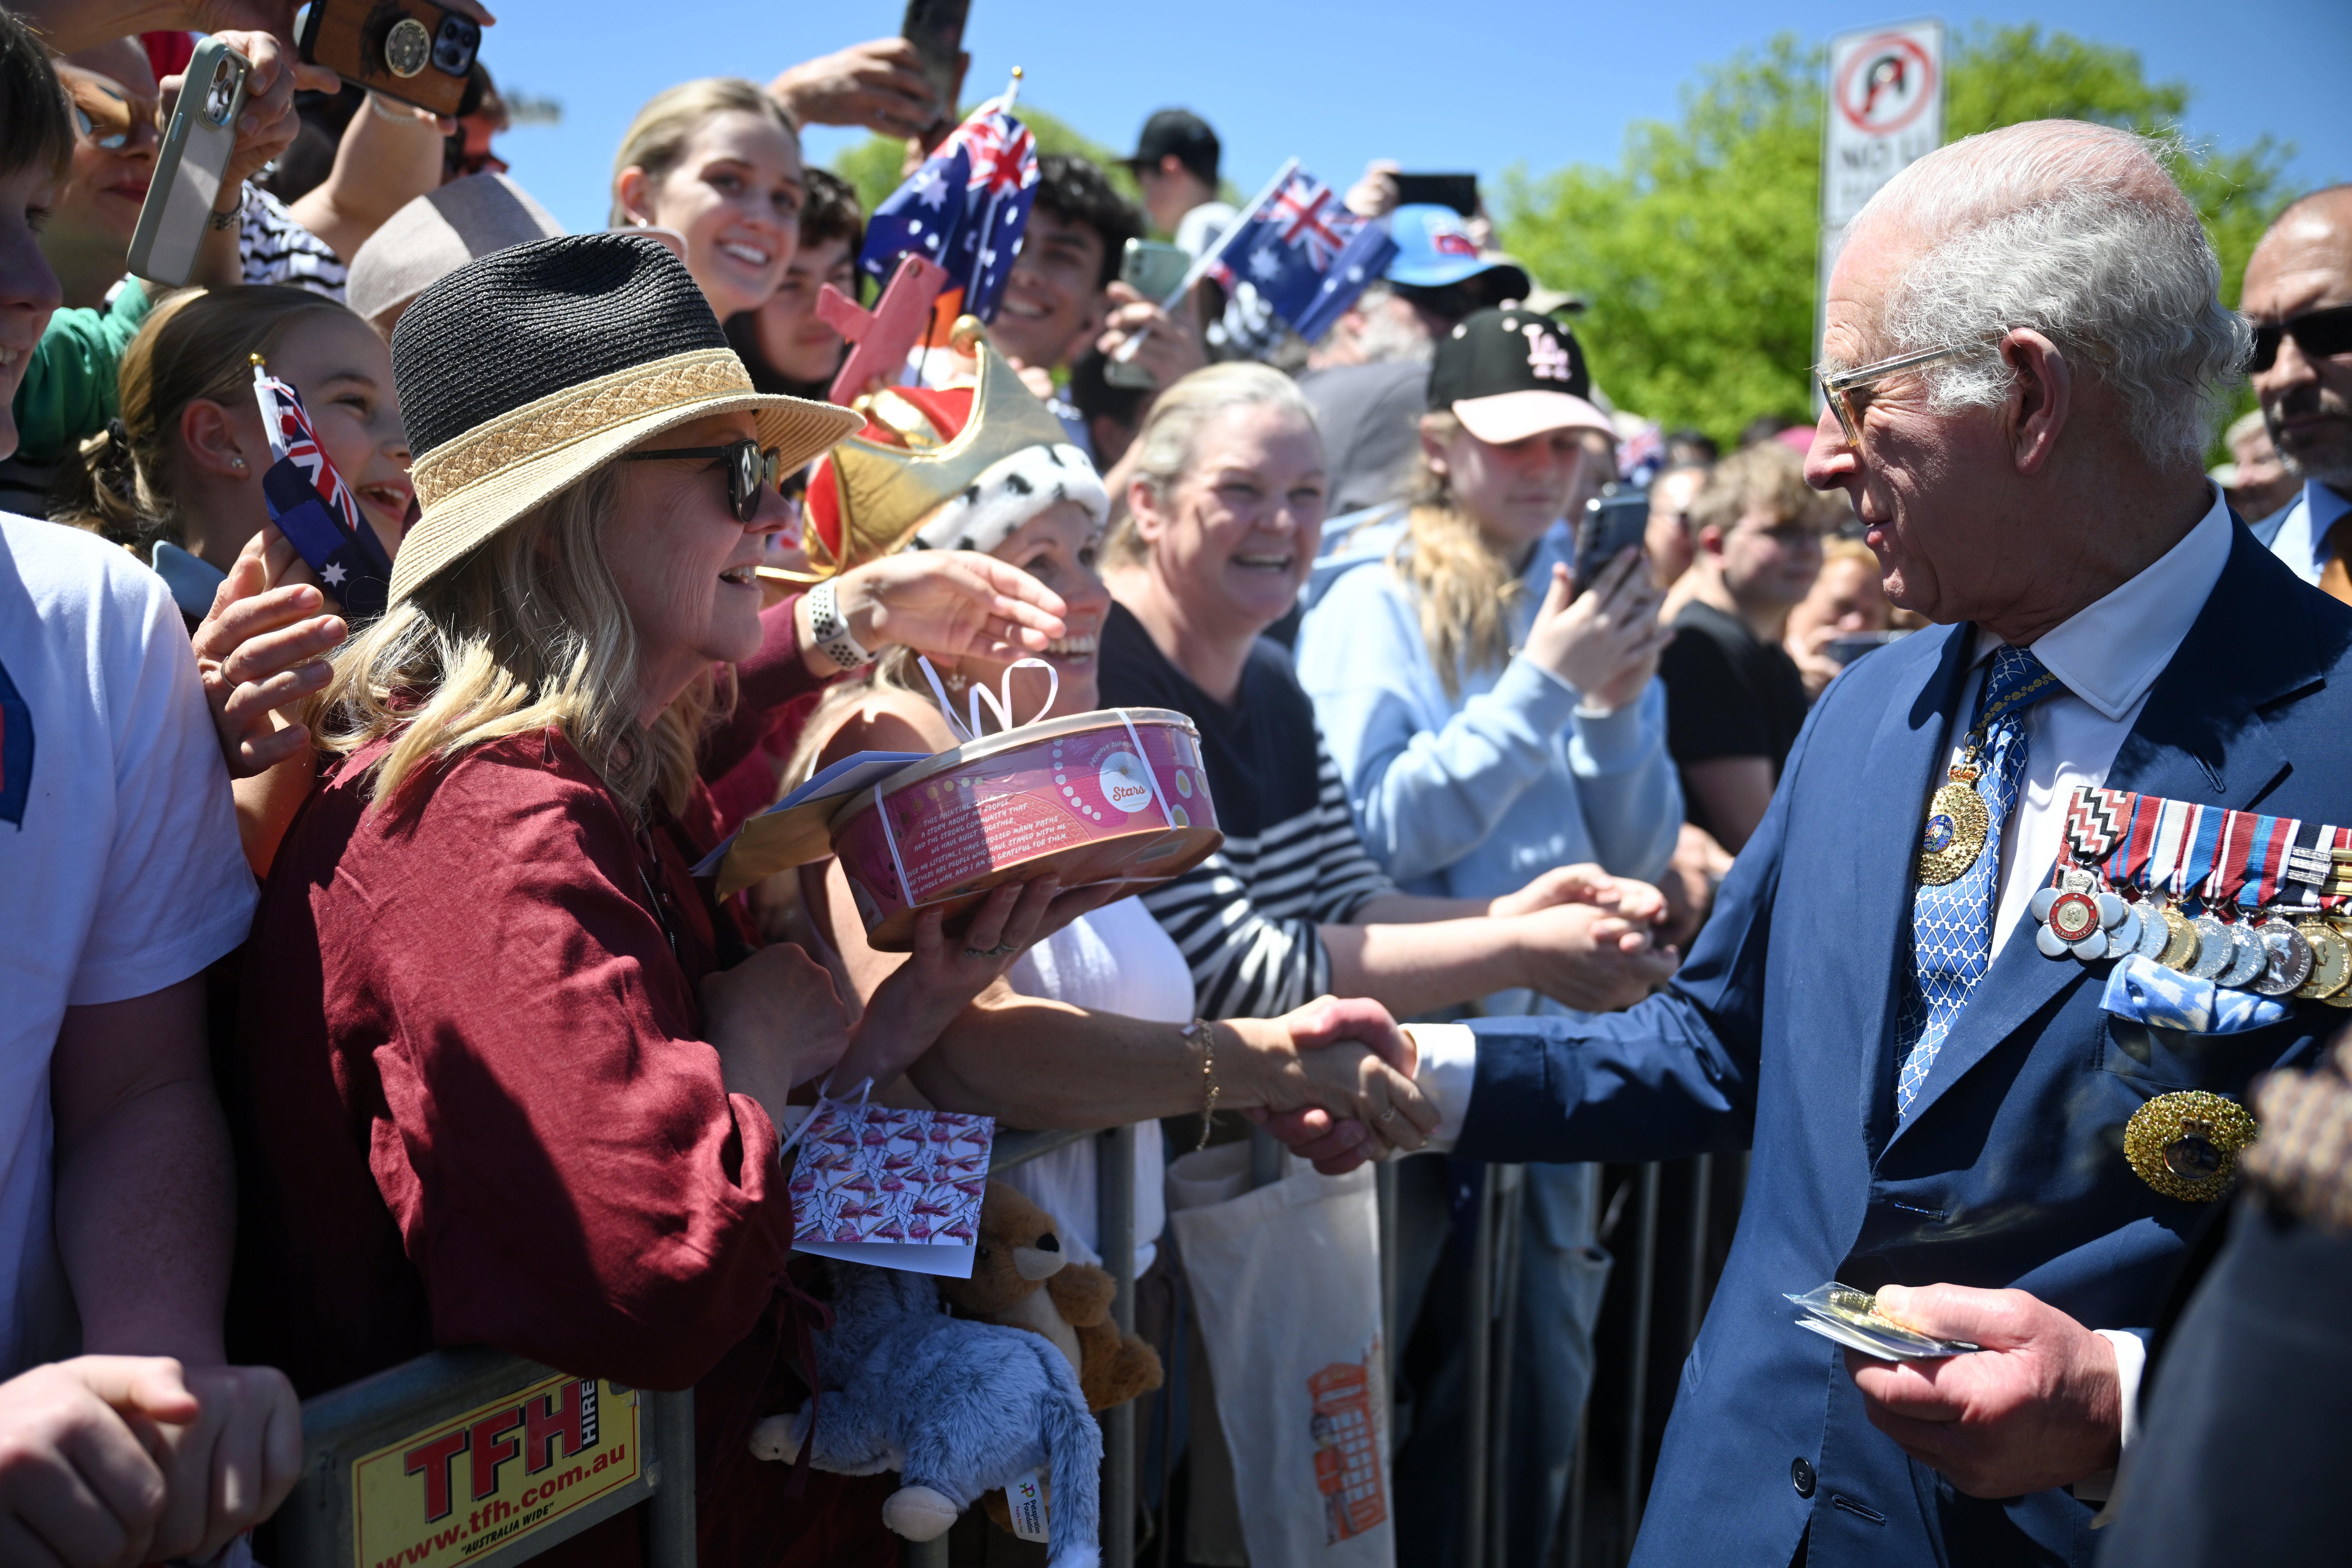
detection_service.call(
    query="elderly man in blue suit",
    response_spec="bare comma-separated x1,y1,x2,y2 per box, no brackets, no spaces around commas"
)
1274,119,2352,1566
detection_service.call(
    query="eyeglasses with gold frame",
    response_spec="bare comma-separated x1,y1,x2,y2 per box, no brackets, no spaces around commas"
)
1815,341,1986,448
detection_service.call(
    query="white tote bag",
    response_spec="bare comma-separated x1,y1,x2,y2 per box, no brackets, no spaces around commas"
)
1170,1157,1394,1567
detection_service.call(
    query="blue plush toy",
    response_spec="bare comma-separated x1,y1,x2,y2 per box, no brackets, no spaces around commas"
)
749,1260,1103,1567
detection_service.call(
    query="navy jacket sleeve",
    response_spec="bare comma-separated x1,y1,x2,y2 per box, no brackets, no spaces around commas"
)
1455,691,1822,1165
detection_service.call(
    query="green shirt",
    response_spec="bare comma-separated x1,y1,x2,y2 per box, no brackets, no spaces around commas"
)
10,278,152,464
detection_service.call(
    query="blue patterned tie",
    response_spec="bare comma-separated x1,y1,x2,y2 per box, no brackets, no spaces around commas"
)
1893,645,2063,1119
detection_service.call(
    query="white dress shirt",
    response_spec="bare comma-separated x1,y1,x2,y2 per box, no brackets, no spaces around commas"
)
1405,488,2240,1479
2263,477,2352,589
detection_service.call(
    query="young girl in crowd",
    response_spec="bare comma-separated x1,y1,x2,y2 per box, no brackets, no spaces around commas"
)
611,76,802,322
54,286,410,620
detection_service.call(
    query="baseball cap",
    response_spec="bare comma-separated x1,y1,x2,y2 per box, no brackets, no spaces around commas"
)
1429,308,1613,446
1126,109,1220,184
1386,204,1530,297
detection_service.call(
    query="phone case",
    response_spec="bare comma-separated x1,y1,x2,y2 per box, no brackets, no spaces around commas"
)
298,0,481,118
126,38,247,288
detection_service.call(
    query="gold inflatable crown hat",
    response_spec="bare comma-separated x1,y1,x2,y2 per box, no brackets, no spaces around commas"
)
789,318,1072,580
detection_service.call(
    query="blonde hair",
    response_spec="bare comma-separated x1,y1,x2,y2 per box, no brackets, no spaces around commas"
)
1687,440,1842,541
1394,411,1523,697
52,285,349,549
317,464,723,818
609,77,797,228
1102,361,1318,567
1820,535,1877,572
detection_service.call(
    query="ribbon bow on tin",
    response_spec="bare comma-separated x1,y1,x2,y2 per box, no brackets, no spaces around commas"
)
917,653,1059,742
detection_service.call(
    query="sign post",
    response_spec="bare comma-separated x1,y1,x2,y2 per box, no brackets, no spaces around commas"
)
1815,18,1946,401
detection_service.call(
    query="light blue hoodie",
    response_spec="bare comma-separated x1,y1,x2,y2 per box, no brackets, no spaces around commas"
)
1295,507,1681,940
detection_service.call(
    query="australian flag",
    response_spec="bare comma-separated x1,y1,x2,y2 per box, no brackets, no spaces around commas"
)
1208,168,1398,343
859,98,1039,323
250,364,393,621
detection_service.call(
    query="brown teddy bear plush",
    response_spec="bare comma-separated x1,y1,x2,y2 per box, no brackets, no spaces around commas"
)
938,1181,1165,1538
937,1180,1163,1413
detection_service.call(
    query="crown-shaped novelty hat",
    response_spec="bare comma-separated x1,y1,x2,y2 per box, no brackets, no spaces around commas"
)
796,319,1103,577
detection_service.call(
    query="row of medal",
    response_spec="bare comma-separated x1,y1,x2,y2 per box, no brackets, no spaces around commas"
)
2028,786,2352,1005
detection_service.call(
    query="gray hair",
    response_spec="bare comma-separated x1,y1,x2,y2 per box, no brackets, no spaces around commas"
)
1851,120,2248,472
1105,362,1320,563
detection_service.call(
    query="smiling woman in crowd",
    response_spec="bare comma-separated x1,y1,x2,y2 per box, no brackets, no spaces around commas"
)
1097,361,1677,1031
611,76,803,323
778,341,1435,1301
219,234,1084,1563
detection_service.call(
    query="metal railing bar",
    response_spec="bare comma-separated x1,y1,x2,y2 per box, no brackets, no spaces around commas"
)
1683,1153,1712,1357
1099,1124,1138,1568
1486,1163,1525,1568
1620,1163,1661,1558
1459,1163,1495,1568
991,1124,1099,1172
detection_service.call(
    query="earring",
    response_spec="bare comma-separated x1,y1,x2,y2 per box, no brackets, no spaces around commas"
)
230,456,247,470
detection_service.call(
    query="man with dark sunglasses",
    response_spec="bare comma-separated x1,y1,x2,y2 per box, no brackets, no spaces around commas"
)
2247,185,2352,602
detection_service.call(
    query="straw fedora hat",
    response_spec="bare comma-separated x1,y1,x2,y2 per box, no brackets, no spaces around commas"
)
386,232,861,606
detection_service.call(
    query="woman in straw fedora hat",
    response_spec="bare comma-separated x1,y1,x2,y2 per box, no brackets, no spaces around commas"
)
219,232,1084,1561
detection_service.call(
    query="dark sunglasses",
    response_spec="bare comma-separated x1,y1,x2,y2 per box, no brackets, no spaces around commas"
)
620,438,782,523
2250,303,2352,373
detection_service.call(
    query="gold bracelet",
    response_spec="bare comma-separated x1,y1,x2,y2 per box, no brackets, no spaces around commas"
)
1182,1018,1219,1151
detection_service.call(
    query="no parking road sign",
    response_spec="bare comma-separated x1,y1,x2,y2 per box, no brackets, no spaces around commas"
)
1822,19,1945,228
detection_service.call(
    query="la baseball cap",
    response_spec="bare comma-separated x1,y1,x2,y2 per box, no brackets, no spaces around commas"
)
1429,308,1613,446
1126,109,1220,183
1386,204,1530,296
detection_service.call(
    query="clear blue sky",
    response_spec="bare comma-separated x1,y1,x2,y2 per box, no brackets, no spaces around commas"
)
485,0,2348,240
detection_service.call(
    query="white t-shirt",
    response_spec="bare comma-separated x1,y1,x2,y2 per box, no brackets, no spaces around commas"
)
0,515,257,1374
1001,896,1192,1272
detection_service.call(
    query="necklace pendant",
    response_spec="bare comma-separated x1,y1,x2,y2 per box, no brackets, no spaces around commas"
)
1918,778,1990,885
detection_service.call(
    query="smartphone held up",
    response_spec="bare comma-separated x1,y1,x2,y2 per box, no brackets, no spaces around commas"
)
125,36,247,287
297,0,484,118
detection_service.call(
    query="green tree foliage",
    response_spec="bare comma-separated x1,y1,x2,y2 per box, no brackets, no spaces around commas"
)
1498,25,2302,447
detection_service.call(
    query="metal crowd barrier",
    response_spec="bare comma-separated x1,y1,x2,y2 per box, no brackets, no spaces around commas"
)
271,1123,1143,1568
273,1135,1731,1568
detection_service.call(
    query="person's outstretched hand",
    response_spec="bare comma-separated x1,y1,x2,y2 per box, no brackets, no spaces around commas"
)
1490,863,1668,926
0,1354,299,1567
701,943,851,1125
1521,551,1674,713
1845,1282,2123,1497
192,528,346,778
1095,281,1206,394
1509,901,1680,1011
770,38,945,141
820,550,1070,671
142,1362,304,1562
1243,996,1430,1173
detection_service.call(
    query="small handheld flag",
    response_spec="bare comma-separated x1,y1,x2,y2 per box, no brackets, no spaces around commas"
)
1203,165,1399,345
858,78,1040,326
250,354,393,621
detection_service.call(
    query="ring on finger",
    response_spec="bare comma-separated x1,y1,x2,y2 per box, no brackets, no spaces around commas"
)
1377,1107,1397,1124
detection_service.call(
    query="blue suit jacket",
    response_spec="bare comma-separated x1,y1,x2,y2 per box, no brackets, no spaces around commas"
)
1457,525,2352,1567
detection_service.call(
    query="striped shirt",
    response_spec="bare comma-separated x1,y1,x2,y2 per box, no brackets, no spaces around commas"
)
239,184,346,300
1099,602,1393,1019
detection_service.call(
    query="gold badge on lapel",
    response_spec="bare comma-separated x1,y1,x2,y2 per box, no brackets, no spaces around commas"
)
2123,1091,2258,1203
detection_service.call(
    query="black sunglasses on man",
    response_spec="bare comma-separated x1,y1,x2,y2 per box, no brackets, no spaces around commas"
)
2250,302,2352,373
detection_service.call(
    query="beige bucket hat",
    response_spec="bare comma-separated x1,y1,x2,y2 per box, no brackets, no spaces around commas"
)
386,232,861,606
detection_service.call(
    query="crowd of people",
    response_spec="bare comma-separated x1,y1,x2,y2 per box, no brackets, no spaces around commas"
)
3,3,2350,1565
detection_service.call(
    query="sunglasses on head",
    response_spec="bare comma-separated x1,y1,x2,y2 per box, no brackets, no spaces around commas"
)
620,437,782,523
2250,304,2352,373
